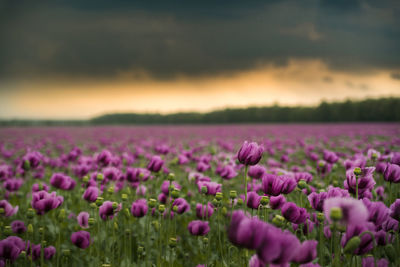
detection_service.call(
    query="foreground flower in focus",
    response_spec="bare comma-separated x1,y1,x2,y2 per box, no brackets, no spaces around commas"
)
237,141,263,166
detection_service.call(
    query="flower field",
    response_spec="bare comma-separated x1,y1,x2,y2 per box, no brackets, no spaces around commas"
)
1,124,400,267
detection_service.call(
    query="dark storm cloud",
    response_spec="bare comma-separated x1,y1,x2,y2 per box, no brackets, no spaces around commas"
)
0,0,399,82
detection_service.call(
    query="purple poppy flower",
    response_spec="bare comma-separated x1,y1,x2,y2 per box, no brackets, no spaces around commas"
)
0,200,18,217
262,174,296,196
188,220,210,236
11,220,26,234
293,172,313,183
228,211,269,250
323,197,368,226
382,217,398,232
237,141,264,166
293,240,318,264
362,257,388,267
216,164,237,180
131,199,148,218
172,198,190,214
375,162,387,174
161,181,181,195
308,186,350,212
344,167,376,198
197,181,222,196
248,165,266,180
383,163,400,183
77,212,89,229
3,178,23,192
22,151,43,169
102,167,122,181
269,195,286,210
0,237,22,262
50,173,76,190
374,230,392,246
99,201,122,220
247,191,262,209
147,155,164,172
196,202,214,219
82,186,99,202
341,223,374,255
323,150,339,164
71,231,91,249
96,150,112,167
30,244,56,260
125,167,151,183
389,199,400,221
31,191,63,215
196,161,211,172
281,202,308,224
32,183,49,192
362,199,389,228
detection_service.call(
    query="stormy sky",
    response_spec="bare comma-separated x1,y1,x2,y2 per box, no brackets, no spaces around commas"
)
0,0,399,119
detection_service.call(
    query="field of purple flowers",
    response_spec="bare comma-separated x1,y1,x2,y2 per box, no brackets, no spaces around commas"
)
1,124,400,267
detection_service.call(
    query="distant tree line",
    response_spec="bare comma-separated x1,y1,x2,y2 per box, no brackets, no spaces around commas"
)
1,98,399,126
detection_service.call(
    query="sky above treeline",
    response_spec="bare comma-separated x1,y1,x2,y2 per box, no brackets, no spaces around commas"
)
0,0,399,119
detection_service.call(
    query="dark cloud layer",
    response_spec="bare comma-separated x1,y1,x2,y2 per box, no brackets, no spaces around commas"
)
0,0,399,81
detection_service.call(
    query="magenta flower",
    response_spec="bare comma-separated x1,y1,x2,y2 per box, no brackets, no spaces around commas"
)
11,220,26,234
262,174,297,196
216,164,237,180
323,197,368,226
82,186,99,202
172,198,190,214
30,244,56,260
125,167,151,182
32,183,49,192
344,167,376,198
147,155,164,172
383,163,400,183
323,150,339,164
131,199,148,218
99,201,122,220
50,173,76,190
248,165,266,180
161,181,181,195
0,236,24,262
247,191,262,209
196,202,214,219
197,181,222,196
362,199,389,228
22,151,43,169
389,199,400,221
71,231,91,249
3,178,23,192
269,195,286,210
341,223,374,255
77,212,90,229
0,200,18,217
188,220,210,236
293,240,318,264
31,191,63,215
237,141,264,166
281,202,308,224
362,257,388,267
96,149,112,167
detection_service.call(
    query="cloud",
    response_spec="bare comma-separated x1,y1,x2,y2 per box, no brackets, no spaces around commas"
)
0,0,399,82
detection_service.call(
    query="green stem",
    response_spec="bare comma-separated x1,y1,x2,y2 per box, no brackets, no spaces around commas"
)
244,165,248,210
355,175,359,200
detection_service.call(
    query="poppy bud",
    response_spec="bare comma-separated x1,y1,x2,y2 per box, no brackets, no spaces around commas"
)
230,190,237,199
237,198,243,206
168,173,175,181
112,202,118,210
114,222,118,230
108,186,114,194
96,173,104,181
27,208,35,219
221,207,228,216
201,186,208,194
298,180,307,189
203,237,209,244
172,206,178,212
169,237,177,248
330,207,343,221
62,249,70,256
272,215,285,227
27,224,33,234
215,192,223,201
90,203,97,209
260,196,269,205
0,208,4,215
88,218,95,226
158,204,165,213
4,226,12,236
82,176,89,183
171,188,180,199
148,198,157,208
353,167,362,176
317,212,325,222
95,197,104,207
151,220,159,231
344,236,361,254
23,160,30,170
121,194,128,201
212,198,220,207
